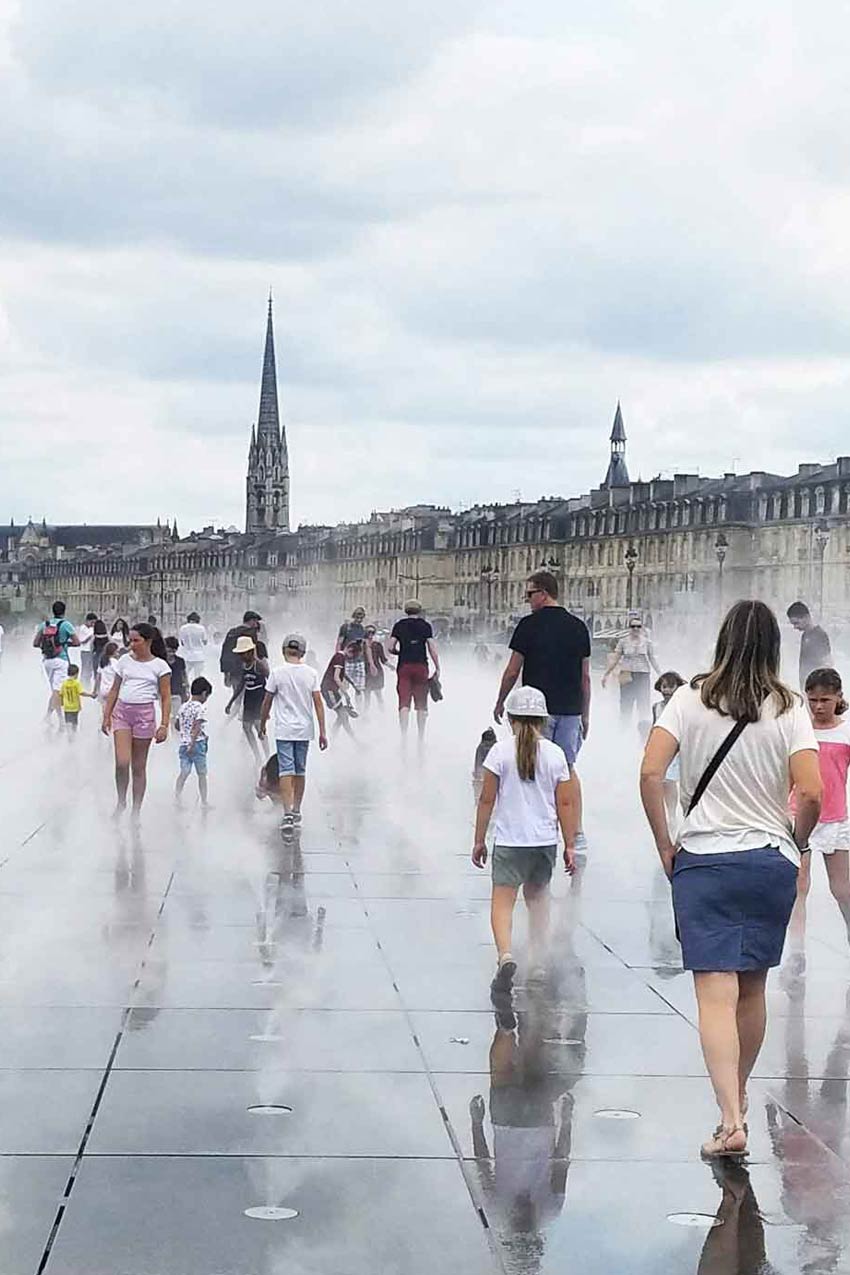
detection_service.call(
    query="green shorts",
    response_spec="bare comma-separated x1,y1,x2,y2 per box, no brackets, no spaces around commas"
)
492,844,557,888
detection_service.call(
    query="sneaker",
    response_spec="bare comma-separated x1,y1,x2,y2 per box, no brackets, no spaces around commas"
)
574,830,589,855
291,811,302,826
491,955,517,994
347,705,359,719
280,812,295,832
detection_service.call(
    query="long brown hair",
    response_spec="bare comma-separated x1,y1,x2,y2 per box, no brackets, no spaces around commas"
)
805,667,849,715
693,600,795,723
508,714,547,781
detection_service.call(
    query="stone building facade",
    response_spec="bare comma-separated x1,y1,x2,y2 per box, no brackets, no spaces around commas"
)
4,334,850,643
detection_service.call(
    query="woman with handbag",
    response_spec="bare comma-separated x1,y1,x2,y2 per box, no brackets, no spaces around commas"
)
602,615,660,724
640,600,821,1159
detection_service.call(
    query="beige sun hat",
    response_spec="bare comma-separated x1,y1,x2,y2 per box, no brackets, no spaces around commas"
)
233,635,256,654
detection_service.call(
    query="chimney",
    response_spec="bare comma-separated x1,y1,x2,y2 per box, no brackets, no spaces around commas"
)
837,457,850,478
798,463,820,477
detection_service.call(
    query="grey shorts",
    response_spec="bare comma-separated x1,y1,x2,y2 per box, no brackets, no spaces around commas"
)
492,844,557,888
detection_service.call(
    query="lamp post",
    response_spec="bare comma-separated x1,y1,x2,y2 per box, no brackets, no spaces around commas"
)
714,533,728,616
624,543,638,612
814,519,830,615
480,565,500,626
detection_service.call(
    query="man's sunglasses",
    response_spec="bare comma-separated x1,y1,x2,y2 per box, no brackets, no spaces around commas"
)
525,588,543,600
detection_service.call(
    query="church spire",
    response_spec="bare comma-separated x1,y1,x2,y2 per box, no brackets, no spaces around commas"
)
603,401,630,488
245,294,290,535
257,292,280,447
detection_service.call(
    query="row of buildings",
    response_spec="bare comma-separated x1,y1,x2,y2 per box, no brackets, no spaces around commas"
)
3,303,848,640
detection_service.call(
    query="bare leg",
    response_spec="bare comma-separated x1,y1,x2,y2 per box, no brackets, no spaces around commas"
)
292,775,306,812
242,720,262,763
175,767,189,799
693,971,745,1134
523,881,551,968
788,851,811,949
399,707,411,736
130,738,153,813
736,970,768,1111
279,774,296,813
416,709,428,744
113,729,132,810
825,851,850,945
198,771,209,805
491,884,519,960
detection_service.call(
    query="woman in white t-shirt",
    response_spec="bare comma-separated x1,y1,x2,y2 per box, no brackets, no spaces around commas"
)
641,601,821,1160
102,622,172,817
473,685,579,995
178,611,208,681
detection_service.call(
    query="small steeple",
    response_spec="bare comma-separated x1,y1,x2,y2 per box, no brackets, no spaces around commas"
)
603,401,630,488
171,518,180,542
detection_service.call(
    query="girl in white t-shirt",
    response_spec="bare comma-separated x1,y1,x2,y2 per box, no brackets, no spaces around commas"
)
102,623,172,818
94,641,121,706
472,685,578,995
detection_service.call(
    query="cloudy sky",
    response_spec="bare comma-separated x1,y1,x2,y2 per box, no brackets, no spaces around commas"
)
1,1,849,533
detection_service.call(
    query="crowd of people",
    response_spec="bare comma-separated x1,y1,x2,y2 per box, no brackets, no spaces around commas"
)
26,576,848,1165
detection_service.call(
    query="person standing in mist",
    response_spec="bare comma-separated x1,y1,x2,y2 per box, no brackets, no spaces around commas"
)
641,600,821,1160
389,599,440,747
495,571,591,854
786,601,831,690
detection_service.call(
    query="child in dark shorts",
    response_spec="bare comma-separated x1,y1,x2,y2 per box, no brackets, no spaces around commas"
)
472,686,578,996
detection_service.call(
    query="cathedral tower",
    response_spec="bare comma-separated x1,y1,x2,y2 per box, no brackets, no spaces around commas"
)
246,294,290,534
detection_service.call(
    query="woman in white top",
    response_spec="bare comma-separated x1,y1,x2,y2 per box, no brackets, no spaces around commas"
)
178,611,208,682
102,622,172,817
641,601,821,1159
94,641,121,705
603,614,660,724
473,685,578,995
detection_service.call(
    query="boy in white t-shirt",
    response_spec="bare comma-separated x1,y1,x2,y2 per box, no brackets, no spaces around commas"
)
259,634,328,833
473,685,578,995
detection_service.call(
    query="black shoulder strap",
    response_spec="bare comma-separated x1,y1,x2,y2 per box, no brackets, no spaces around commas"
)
687,719,747,816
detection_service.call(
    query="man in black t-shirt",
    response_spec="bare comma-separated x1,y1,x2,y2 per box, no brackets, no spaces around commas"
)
220,611,267,687
787,601,832,690
389,599,440,744
336,607,367,652
495,570,591,847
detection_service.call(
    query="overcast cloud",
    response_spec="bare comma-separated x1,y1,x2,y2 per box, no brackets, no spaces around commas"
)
2,0,850,532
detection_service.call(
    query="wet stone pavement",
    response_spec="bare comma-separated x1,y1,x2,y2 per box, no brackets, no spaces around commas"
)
2,656,850,1274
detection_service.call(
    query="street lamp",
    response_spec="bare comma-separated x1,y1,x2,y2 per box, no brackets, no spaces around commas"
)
814,519,830,614
480,565,500,623
714,533,728,614
624,543,639,611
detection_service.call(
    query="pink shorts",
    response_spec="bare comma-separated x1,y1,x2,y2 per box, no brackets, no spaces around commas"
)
112,701,157,740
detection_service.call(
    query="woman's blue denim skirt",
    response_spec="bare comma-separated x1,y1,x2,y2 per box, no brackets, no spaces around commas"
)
672,846,798,972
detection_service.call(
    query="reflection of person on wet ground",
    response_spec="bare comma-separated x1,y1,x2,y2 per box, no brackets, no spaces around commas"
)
641,601,821,1160
652,670,686,841
473,686,578,995
102,622,172,820
224,635,270,763
320,645,359,737
697,1162,776,1275
789,668,850,959
469,1004,574,1267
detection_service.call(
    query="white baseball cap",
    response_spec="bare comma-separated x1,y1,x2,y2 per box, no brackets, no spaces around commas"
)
504,685,549,717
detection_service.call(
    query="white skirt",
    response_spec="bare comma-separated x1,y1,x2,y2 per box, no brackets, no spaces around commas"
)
809,819,850,855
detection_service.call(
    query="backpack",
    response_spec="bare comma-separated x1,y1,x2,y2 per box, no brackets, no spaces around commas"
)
41,620,65,659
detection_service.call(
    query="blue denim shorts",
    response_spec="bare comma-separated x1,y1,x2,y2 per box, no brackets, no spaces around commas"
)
672,846,798,972
277,739,310,776
178,737,208,775
544,714,583,765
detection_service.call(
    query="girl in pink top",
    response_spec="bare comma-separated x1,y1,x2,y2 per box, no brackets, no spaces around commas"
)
793,668,850,949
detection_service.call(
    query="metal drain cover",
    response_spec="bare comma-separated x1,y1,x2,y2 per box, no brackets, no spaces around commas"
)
244,1206,299,1221
667,1213,723,1228
543,1038,583,1046
594,1108,640,1120
249,1034,284,1042
247,1104,293,1115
